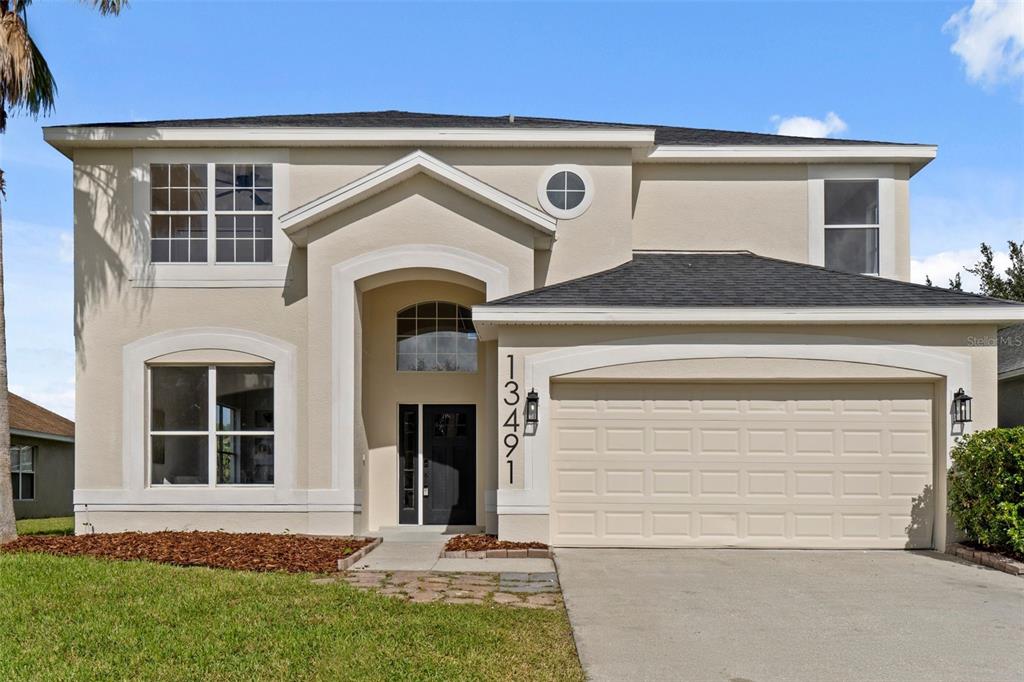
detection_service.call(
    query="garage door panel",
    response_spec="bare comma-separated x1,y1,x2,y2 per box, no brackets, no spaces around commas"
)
550,382,934,548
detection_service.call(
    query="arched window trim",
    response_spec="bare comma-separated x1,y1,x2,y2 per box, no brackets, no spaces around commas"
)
396,300,478,373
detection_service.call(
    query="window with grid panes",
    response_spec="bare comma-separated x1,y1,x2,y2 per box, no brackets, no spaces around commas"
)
150,164,208,263
215,164,273,263
396,302,478,372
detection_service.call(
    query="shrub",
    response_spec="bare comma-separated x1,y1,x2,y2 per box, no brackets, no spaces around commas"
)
948,426,1024,557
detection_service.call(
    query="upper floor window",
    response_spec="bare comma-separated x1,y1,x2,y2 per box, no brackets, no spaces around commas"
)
149,365,275,485
824,179,879,275
10,445,35,501
396,301,477,372
149,162,274,265
215,164,274,263
150,164,208,263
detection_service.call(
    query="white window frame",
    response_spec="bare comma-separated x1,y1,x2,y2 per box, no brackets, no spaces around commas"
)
537,164,594,220
808,164,896,278
10,445,35,501
131,149,291,288
147,364,275,488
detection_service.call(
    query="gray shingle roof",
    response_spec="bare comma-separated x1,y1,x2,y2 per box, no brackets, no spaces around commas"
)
48,110,921,147
999,323,1024,375
483,252,1022,308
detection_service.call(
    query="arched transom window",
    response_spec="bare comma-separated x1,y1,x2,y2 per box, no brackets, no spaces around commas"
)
397,301,477,372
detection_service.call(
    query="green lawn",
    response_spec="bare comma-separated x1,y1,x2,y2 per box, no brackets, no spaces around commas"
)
0,552,583,681
15,516,75,536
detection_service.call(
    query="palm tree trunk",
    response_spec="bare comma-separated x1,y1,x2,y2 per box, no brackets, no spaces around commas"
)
0,195,15,544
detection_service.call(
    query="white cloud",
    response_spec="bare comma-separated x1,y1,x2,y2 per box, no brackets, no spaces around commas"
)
10,378,75,420
770,112,848,138
944,0,1024,87
58,231,74,263
910,247,1011,292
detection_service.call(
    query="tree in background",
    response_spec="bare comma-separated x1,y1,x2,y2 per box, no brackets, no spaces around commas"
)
924,273,963,291
966,241,1024,302
0,0,128,544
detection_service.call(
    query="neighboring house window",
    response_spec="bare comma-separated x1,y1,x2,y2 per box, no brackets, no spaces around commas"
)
10,445,35,501
396,301,478,372
215,164,274,263
150,164,208,263
824,179,879,275
149,163,273,265
149,365,275,485
537,165,593,219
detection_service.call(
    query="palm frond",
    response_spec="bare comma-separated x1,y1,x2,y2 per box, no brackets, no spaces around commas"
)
87,0,127,16
0,10,56,131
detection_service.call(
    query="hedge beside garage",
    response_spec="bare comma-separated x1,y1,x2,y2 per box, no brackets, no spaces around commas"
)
948,426,1024,558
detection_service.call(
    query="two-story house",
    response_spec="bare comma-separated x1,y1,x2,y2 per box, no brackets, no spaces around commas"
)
45,111,1024,550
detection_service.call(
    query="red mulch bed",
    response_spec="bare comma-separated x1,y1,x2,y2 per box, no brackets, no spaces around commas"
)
444,534,547,552
1,531,371,573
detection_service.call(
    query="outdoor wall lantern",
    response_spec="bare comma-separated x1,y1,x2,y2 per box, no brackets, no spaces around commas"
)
525,389,540,426
952,388,973,424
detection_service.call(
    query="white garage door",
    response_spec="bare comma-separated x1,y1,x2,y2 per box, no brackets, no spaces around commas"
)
550,382,935,548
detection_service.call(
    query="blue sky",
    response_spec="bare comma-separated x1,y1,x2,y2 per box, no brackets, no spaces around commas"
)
2,0,1022,417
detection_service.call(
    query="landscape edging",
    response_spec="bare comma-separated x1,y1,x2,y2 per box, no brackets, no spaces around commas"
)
337,536,383,570
441,547,551,559
946,542,1024,576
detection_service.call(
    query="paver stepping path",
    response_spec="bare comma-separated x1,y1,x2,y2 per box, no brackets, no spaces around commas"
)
316,570,563,609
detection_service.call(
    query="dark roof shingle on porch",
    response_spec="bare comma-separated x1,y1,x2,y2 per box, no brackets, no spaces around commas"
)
483,251,1022,309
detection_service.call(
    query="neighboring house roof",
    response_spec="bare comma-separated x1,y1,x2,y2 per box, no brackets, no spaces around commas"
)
45,109,923,147
9,393,74,441
999,323,1024,377
484,252,1020,308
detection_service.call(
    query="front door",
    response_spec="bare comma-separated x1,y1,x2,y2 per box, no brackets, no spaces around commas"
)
422,404,476,525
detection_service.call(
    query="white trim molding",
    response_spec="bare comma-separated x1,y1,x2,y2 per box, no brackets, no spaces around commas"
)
330,244,511,510
11,429,74,444
280,149,556,245
498,332,974,551
644,144,937,176
472,305,1024,338
45,126,656,158
105,327,299,508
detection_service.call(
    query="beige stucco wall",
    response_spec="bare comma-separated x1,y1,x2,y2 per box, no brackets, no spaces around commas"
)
631,164,809,260
360,279,494,530
69,141,932,536
302,175,537,504
289,147,635,285
73,149,310,492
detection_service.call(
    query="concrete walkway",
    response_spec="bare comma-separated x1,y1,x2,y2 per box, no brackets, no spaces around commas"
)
350,526,555,573
556,549,1024,682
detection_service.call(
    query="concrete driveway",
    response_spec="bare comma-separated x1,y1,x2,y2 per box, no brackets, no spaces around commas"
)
555,549,1024,682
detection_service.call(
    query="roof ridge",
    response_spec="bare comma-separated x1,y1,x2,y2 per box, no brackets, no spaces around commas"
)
739,251,1022,305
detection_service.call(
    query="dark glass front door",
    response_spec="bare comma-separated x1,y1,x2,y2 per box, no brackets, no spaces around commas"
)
398,405,419,525
422,404,476,525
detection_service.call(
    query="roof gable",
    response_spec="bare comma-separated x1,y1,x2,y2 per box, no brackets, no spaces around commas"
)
9,393,74,440
279,150,556,247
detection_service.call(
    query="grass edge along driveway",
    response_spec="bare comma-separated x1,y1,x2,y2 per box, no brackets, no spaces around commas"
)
0,552,583,681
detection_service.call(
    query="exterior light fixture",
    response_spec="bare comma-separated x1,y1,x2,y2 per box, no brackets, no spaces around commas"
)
525,389,539,426
952,388,972,424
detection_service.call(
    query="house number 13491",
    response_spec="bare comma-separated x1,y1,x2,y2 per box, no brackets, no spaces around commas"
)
503,353,519,485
